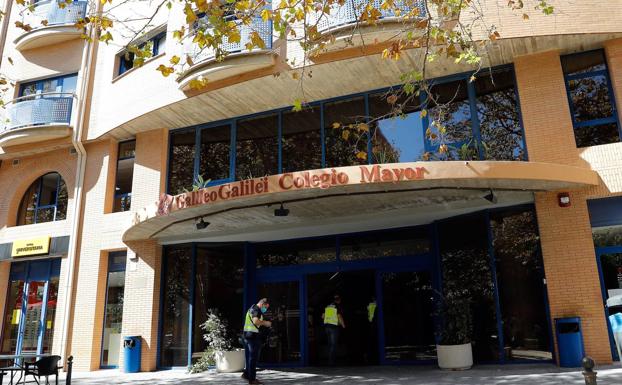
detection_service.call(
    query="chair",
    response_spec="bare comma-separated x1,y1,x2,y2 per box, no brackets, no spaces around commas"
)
23,356,61,385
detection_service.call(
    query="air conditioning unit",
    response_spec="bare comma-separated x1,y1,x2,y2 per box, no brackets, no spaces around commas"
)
12,159,20,167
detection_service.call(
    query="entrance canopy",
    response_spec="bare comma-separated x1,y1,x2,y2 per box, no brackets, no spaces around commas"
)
124,161,598,243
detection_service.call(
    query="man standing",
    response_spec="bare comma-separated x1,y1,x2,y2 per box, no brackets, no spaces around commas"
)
322,294,345,365
242,298,272,385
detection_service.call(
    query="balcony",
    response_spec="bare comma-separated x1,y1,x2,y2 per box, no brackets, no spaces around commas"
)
14,0,88,51
177,16,275,91
0,92,75,147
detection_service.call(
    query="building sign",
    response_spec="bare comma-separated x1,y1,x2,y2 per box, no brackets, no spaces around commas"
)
11,236,51,257
157,164,426,216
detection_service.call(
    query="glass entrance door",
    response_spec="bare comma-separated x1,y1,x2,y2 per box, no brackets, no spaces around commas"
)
596,249,622,360
0,260,61,357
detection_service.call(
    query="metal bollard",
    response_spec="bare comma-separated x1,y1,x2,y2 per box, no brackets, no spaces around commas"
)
66,356,74,385
582,356,597,385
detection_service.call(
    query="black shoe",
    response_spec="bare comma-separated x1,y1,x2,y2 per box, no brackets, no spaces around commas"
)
241,372,248,380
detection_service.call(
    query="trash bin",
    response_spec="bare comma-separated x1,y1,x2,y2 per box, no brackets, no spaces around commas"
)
123,336,141,373
555,317,584,367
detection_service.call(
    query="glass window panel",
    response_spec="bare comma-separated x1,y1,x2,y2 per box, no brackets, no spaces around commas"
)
193,245,244,360
490,210,551,361
573,123,620,148
567,75,615,122
36,207,56,224
475,70,525,160
55,178,68,221
42,277,59,354
161,246,192,367
199,125,231,182
114,141,135,213
340,227,430,261
258,281,301,364
20,83,37,98
236,115,278,180
41,79,60,94
439,215,497,362
598,253,622,356
255,238,336,268
102,255,126,368
39,173,59,206
60,75,78,95
168,131,196,195
17,182,38,226
369,92,426,163
281,107,322,172
323,98,368,167
118,141,136,159
1,280,25,355
561,50,607,76
593,225,622,248
427,80,476,160
21,281,46,353
383,271,436,361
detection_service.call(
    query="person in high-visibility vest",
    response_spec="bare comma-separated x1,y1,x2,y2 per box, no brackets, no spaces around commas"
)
365,296,378,364
242,298,272,385
321,294,345,365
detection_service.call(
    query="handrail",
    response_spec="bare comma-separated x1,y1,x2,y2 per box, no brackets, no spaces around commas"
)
20,0,88,29
1,92,77,131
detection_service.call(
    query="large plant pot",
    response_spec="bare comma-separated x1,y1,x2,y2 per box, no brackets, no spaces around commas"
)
437,343,473,370
215,349,245,373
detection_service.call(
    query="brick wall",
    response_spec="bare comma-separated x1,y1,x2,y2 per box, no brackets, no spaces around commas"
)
515,50,612,363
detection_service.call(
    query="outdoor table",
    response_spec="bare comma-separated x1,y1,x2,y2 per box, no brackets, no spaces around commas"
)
0,354,50,385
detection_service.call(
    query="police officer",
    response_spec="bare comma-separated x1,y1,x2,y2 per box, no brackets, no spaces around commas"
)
242,298,272,385
322,294,345,365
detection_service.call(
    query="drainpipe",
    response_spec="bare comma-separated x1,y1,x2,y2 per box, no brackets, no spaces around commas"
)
0,0,13,67
59,9,99,366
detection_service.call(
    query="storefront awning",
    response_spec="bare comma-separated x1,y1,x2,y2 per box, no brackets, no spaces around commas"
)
123,161,598,243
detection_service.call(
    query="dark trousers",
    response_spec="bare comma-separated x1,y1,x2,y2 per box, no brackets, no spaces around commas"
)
244,335,262,381
326,325,340,365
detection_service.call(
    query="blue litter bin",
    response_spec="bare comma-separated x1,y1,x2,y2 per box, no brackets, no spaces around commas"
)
555,317,584,367
123,336,141,373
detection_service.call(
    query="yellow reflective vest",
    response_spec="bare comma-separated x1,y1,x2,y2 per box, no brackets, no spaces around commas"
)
243,309,262,333
324,304,339,326
367,302,376,323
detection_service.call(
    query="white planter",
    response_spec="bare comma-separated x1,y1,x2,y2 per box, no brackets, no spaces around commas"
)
437,343,473,370
215,349,245,373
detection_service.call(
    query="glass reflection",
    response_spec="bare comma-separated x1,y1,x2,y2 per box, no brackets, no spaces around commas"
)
281,107,322,172
593,225,622,247
255,238,336,268
236,115,278,180
199,125,231,182
258,281,301,363
168,131,195,195
340,228,430,261
324,98,368,167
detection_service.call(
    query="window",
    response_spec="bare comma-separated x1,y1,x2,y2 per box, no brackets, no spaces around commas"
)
281,107,322,172
117,31,166,76
561,50,621,147
19,73,77,98
17,172,68,226
113,140,135,212
324,97,368,167
168,130,196,195
199,125,232,183
236,115,278,180
101,251,127,367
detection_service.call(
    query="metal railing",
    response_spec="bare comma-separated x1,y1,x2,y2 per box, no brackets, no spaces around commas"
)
311,0,426,32
186,16,273,64
1,92,76,132
22,0,88,29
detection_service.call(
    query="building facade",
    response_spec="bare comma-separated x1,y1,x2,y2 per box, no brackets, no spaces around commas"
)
1,0,622,372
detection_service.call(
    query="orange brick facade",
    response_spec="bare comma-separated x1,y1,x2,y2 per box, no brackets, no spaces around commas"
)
3,34,622,372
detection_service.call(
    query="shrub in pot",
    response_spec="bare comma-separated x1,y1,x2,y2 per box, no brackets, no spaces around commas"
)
190,309,245,373
436,296,474,370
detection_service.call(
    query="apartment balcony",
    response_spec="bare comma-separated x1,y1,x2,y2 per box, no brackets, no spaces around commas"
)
14,0,88,51
0,93,75,147
178,16,275,91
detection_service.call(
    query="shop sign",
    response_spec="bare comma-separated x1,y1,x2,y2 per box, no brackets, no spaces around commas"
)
157,164,426,215
11,236,51,258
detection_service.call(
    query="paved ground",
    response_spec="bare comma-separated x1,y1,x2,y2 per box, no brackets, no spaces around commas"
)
60,364,622,385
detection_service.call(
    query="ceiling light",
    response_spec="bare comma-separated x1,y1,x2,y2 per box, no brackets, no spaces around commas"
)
195,217,210,230
483,189,497,204
274,203,289,217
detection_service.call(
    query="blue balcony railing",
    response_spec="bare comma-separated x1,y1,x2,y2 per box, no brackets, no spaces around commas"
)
27,0,88,28
1,92,75,132
187,16,273,64
313,0,425,32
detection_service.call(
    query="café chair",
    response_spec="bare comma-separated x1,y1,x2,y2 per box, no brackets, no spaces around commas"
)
23,356,61,385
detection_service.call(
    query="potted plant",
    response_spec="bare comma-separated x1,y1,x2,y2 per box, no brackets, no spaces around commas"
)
436,295,474,370
190,309,245,373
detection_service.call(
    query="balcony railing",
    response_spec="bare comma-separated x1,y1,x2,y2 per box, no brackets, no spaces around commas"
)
186,16,273,64
312,0,425,32
1,92,75,132
24,0,88,28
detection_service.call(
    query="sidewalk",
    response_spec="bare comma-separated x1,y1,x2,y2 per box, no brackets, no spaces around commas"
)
65,364,622,385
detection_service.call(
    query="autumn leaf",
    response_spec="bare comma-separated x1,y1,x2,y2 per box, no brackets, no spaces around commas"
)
420,109,427,118
292,99,302,112
99,31,113,44
261,9,271,21
332,122,340,129
170,55,180,65
188,78,209,89
356,151,368,160
156,64,175,77
386,94,398,105
341,130,350,140
357,123,369,132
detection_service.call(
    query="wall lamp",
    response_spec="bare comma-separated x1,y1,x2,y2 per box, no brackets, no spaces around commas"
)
195,217,210,230
274,203,290,217
483,189,497,204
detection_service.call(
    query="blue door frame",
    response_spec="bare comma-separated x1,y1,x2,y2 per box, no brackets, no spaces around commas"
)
595,245,622,361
